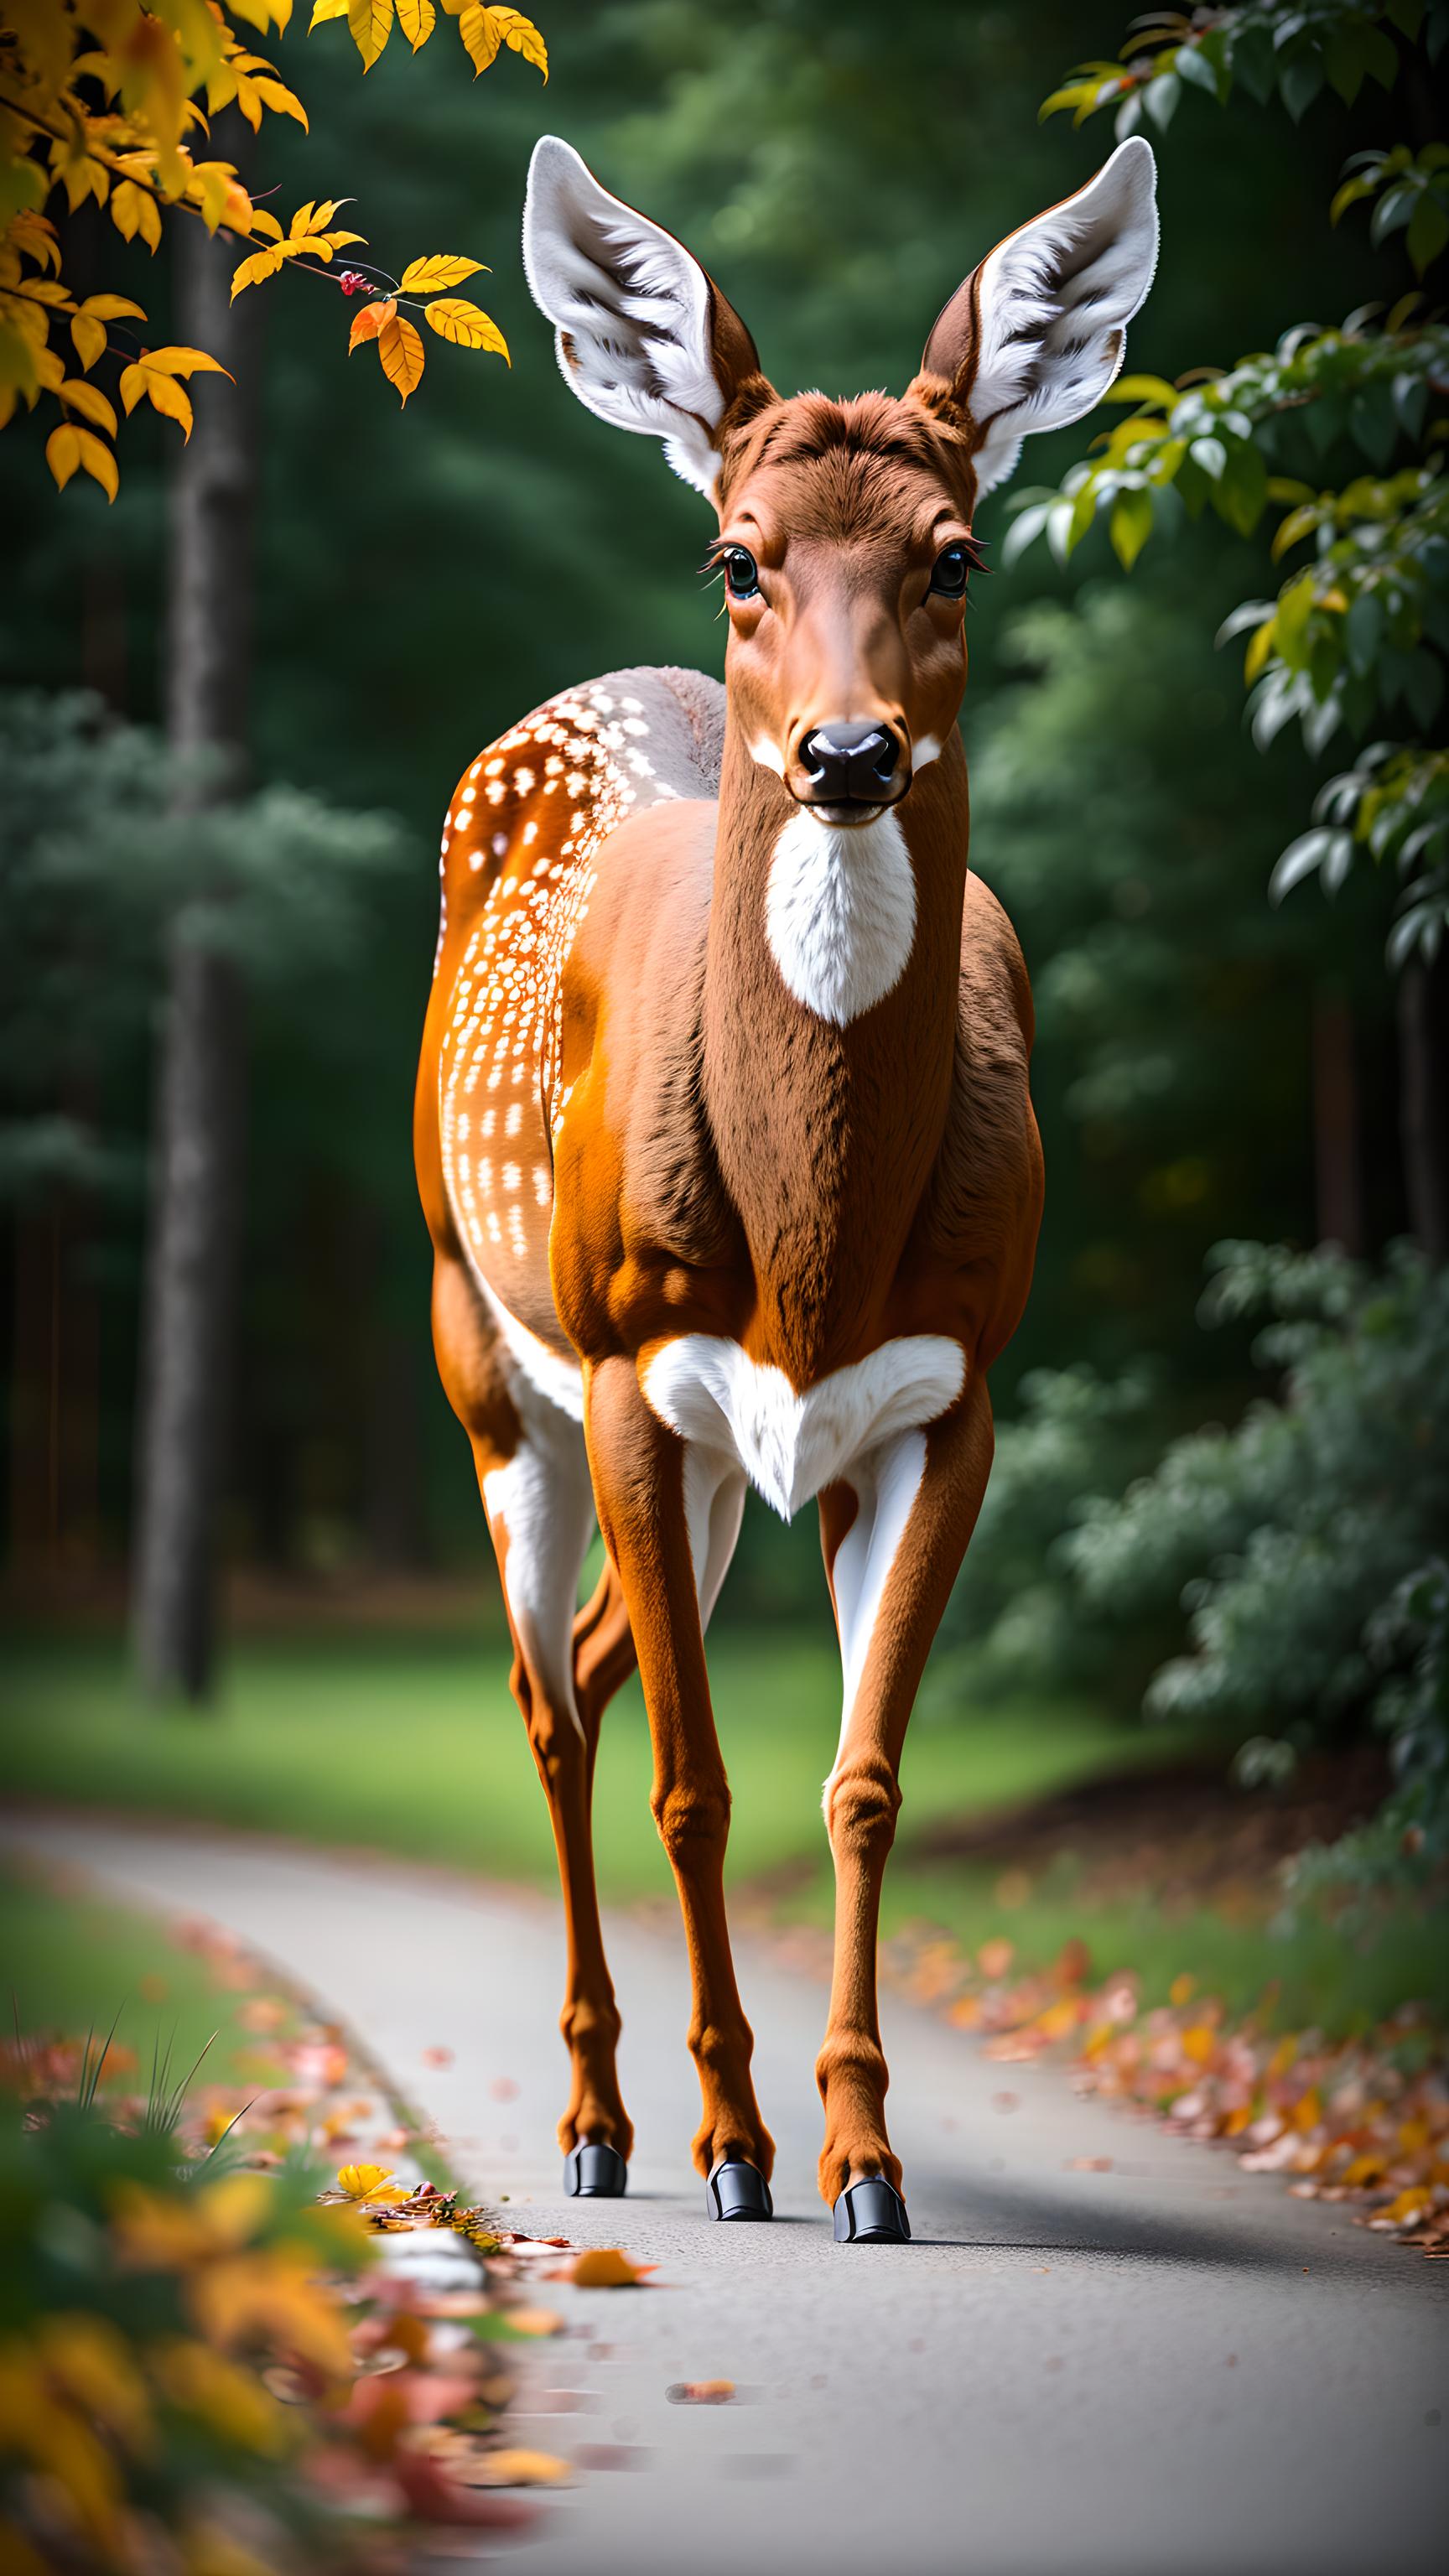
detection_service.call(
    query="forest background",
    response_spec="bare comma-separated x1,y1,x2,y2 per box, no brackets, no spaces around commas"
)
3,0,1446,1974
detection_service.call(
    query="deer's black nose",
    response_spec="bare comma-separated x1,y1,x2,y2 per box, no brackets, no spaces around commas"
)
798,723,901,807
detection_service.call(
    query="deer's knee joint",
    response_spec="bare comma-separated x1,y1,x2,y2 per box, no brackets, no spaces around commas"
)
652,1778,730,1868
560,1994,620,2053
688,2015,752,2075
815,2031,888,2103
823,1756,901,1867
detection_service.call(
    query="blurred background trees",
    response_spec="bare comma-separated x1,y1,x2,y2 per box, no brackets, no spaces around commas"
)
2,3,1445,1888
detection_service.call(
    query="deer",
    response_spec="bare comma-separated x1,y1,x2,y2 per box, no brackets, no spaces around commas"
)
414,132,1157,2243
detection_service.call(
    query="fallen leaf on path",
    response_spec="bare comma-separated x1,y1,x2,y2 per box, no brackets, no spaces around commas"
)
565,2248,654,2288
460,2447,570,2486
667,2379,735,2404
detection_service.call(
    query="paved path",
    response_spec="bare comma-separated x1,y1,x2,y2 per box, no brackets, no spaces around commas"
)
8,1815,1446,2575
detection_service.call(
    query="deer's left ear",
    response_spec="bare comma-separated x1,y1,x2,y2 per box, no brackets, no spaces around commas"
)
912,138,1158,498
522,136,770,499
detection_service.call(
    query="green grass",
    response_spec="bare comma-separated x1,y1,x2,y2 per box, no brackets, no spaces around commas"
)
0,1859,288,2097
3,1625,1440,2043
0,1625,1186,1899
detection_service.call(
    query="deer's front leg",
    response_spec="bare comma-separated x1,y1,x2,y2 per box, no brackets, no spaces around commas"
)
816,1379,995,2227
585,1354,774,2189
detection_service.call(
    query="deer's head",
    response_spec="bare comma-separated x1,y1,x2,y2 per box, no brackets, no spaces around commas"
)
523,138,1157,828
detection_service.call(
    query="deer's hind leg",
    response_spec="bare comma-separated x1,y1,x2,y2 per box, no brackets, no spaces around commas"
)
432,1249,633,2168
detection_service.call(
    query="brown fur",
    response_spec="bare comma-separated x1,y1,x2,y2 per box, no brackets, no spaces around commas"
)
415,377,1043,2205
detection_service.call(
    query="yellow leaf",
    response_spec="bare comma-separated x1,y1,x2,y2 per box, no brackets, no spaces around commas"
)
120,359,200,440
110,181,146,243
252,209,286,242
138,345,232,381
71,313,108,372
80,294,148,323
470,2448,570,2485
45,423,81,490
457,4,547,79
146,375,195,437
349,296,396,347
335,2162,394,2198
377,309,424,402
348,0,393,69
231,244,285,298
1244,616,1275,684
75,427,119,501
424,298,508,359
397,0,436,44
1379,2186,1434,2227
310,0,350,18
60,378,119,436
399,255,486,293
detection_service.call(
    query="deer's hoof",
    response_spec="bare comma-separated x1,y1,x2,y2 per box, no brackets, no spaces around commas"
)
564,2141,628,2199
833,2177,911,2244
706,2158,773,2221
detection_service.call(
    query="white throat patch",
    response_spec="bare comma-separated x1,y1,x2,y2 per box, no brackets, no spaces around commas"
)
765,808,916,1026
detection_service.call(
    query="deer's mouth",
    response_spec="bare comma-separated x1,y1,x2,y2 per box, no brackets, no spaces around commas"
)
796,794,896,828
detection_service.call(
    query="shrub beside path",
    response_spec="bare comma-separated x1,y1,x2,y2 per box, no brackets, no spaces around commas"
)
6,1813,1445,2576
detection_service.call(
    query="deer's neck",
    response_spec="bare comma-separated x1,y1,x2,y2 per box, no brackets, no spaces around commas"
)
702,719,969,1379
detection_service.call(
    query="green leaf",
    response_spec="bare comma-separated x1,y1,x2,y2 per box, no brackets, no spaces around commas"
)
1346,591,1385,676
1175,42,1220,98
1360,24,1401,91
1348,382,1399,467
1279,52,1325,121
1109,485,1154,569
1404,647,1445,729
1405,191,1449,276
1105,372,1182,411
1212,438,1269,538
1144,72,1180,128
1274,569,1316,669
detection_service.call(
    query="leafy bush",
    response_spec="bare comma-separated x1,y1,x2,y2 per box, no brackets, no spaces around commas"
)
0,2060,370,2573
938,1360,1162,1696
1062,1241,1449,1877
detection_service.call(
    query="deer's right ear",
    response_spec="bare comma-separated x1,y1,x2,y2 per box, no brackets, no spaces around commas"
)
522,137,768,500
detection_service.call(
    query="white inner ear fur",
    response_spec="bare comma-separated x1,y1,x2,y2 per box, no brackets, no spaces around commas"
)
969,137,1159,498
522,134,726,497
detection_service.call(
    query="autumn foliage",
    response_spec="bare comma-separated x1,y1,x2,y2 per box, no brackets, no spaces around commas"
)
0,1,545,498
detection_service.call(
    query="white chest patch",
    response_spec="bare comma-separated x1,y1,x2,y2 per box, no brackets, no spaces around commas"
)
765,808,917,1026
641,1333,964,1520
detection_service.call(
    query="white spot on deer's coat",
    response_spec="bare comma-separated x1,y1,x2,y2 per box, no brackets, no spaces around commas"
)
765,809,916,1026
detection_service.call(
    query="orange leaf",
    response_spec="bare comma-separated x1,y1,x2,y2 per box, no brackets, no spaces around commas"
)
377,310,424,403
350,297,396,348
568,2247,652,2288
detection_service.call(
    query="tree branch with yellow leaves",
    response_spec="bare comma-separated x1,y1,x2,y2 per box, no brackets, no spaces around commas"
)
0,1,545,499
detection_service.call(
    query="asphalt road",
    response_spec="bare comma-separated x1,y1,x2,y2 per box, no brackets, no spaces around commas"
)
7,1814,1446,2576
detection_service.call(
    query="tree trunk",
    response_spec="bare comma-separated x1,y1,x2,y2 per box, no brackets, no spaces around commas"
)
1398,949,1449,1268
132,150,259,1702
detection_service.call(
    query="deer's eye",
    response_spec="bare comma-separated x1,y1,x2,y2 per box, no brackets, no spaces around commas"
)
928,543,969,598
723,546,760,600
